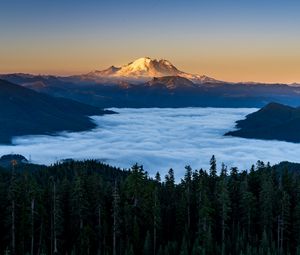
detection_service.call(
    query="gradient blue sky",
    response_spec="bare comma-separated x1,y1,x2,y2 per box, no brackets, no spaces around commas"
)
1,0,300,83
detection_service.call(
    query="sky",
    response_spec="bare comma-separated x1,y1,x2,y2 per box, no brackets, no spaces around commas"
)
1,0,300,83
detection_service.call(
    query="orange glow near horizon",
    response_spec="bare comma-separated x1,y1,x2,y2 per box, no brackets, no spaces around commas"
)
1,1,300,84
1,52,300,84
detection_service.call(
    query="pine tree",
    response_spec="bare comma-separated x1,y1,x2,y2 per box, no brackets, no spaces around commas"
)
125,244,134,255
294,178,300,254
165,169,175,190
113,180,120,255
71,174,89,254
208,156,218,238
155,172,161,183
259,171,274,240
192,237,204,255
163,168,176,241
209,156,217,178
58,177,71,255
50,177,59,255
228,166,242,252
8,160,18,255
133,218,140,254
143,231,152,255
179,235,188,255
157,245,164,255
278,190,290,254
29,177,38,255
260,229,270,255
183,165,192,230
197,171,212,242
124,164,146,253
153,178,161,255
217,168,230,255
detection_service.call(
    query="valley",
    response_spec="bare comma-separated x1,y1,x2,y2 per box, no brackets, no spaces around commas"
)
2,0,300,254
1,107,300,178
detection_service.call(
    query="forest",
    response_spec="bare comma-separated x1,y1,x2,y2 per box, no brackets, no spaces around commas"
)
0,157,300,255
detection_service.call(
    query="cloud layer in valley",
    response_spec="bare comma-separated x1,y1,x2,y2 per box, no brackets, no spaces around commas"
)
0,107,299,179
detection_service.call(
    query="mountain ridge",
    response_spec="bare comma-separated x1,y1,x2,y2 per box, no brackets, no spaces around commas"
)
225,102,300,142
1,57,298,86
0,79,114,144
80,57,220,84
146,76,196,89
2,57,300,108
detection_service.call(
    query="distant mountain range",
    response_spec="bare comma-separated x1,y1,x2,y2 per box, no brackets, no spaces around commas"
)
225,102,300,142
0,79,113,144
78,57,220,83
1,57,300,108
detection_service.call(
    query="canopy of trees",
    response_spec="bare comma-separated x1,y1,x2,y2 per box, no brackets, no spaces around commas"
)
0,157,300,255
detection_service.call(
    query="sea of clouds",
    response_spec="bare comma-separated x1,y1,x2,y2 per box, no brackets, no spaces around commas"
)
1,107,300,179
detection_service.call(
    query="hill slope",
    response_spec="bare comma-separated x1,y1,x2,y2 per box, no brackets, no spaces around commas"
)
0,79,113,144
225,102,300,142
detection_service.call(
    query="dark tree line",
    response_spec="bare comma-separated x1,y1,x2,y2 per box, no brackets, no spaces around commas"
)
0,157,300,254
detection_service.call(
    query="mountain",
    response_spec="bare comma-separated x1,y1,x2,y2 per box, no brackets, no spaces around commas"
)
3,73,300,108
2,57,300,108
0,73,62,86
290,83,300,87
0,79,114,144
146,76,196,89
225,102,300,142
0,57,219,85
80,57,220,83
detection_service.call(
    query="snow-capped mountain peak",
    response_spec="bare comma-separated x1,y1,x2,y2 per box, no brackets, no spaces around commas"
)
115,57,179,77
85,57,220,84
119,57,153,74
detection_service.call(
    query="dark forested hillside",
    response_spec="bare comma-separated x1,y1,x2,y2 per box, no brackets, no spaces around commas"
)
226,102,300,142
0,79,114,144
0,157,300,255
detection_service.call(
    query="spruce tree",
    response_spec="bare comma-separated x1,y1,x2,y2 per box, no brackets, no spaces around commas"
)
217,169,230,255
143,231,152,255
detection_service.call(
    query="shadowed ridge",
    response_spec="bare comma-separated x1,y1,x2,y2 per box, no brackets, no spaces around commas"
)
0,79,114,144
225,102,300,142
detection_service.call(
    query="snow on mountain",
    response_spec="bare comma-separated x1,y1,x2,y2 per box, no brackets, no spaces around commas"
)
0,58,222,86
116,57,179,77
84,57,221,84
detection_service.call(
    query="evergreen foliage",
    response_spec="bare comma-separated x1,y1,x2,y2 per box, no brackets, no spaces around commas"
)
0,158,299,254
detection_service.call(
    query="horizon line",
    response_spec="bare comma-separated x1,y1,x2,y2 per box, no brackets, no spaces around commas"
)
0,70,298,85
